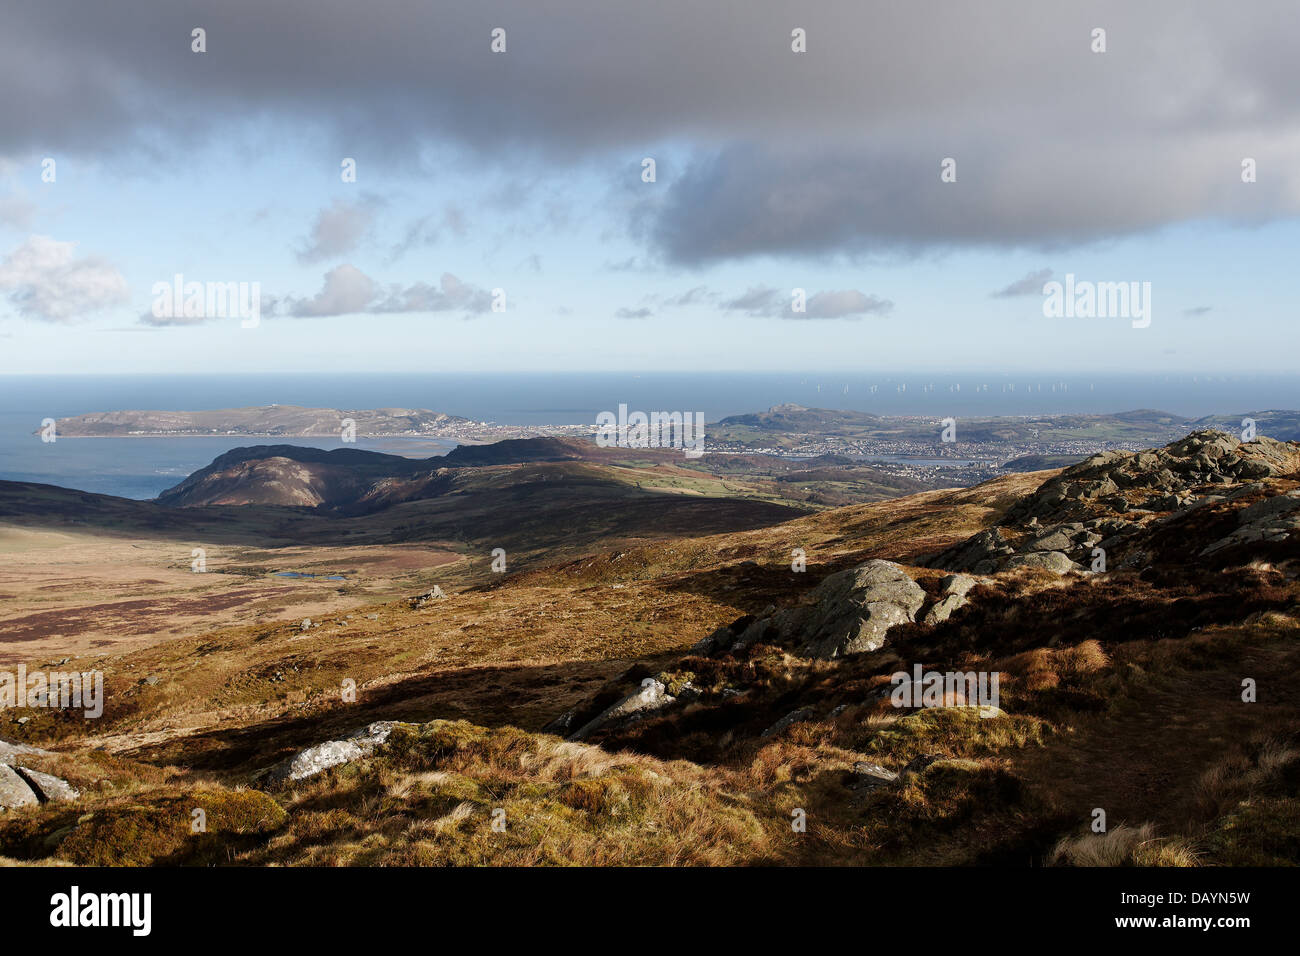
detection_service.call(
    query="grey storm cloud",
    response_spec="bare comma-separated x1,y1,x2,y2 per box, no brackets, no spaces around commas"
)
992,269,1054,298
6,2,1300,262
388,205,469,262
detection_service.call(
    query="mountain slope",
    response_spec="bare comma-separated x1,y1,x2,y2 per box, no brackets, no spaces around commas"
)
3,430,1298,866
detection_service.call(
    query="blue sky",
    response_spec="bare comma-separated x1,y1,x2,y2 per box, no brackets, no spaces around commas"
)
2,1,1298,375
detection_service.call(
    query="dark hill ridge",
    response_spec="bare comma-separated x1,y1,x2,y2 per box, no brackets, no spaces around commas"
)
153,437,678,508
439,436,590,466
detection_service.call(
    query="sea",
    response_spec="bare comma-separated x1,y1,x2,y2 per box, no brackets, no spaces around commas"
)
0,371,1295,500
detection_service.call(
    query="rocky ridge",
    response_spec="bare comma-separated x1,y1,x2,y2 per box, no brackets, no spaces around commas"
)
928,431,1300,575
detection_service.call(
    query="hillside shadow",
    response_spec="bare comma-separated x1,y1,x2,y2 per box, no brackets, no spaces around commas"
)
114,657,660,777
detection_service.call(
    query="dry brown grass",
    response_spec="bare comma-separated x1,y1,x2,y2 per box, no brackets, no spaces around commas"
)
1049,824,1201,867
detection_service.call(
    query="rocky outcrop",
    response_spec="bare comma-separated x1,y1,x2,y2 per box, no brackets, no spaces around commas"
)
0,738,50,765
1202,489,1300,555
930,431,1299,574
0,740,80,810
408,587,446,609
266,721,398,784
923,574,977,624
696,560,927,661
0,765,40,810
568,680,676,741
14,767,80,803
796,562,927,658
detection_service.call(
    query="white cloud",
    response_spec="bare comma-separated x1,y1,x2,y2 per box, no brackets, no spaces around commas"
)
296,198,381,263
288,264,377,316
720,285,891,319
0,235,128,322
284,265,493,318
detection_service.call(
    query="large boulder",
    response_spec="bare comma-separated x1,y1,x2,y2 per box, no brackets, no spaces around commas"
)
797,561,926,659
693,561,925,660
1004,551,1080,574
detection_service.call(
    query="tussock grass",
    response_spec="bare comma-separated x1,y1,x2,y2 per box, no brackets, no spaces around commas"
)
1049,824,1200,867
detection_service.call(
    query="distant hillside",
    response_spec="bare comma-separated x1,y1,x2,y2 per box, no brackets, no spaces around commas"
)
155,445,431,509
439,437,589,466
1000,454,1087,472
46,405,474,438
1193,410,1300,441
153,438,693,508
716,403,883,433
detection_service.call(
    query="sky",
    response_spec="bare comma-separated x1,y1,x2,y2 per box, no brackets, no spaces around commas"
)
1,0,1299,375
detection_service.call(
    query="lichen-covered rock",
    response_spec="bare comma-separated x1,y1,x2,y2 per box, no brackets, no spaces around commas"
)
692,562,925,660
15,766,79,803
1004,550,1080,574
0,763,39,810
266,721,399,784
797,561,926,659
568,680,675,741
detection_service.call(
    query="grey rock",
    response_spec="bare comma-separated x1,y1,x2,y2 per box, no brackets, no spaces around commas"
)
568,680,675,741
0,764,39,810
267,721,399,784
268,739,366,785
408,588,446,609
1004,551,1079,574
731,615,776,653
1032,530,1074,551
761,706,815,738
803,601,914,659
15,767,79,803
923,592,968,625
938,573,976,598
0,737,51,766
691,623,733,655
798,560,926,659
1238,491,1300,525
848,761,899,791
541,709,577,735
